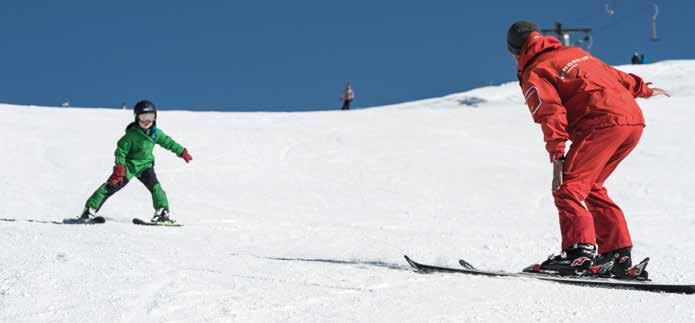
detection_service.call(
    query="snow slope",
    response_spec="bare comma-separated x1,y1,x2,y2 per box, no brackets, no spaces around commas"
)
1,60,695,322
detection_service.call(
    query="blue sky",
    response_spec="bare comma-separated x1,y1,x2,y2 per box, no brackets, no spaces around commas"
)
0,0,692,111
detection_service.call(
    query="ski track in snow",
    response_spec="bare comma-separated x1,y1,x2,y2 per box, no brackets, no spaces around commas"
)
2,60,695,322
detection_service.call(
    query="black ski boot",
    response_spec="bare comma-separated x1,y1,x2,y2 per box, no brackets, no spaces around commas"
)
525,244,598,276
151,208,175,224
79,207,98,221
69,206,105,224
595,247,649,280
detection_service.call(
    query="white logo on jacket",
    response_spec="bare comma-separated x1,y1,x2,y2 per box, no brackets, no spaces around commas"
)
524,86,542,115
559,55,591,79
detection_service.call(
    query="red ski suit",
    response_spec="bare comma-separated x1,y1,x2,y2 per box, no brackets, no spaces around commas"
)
517,32,654,253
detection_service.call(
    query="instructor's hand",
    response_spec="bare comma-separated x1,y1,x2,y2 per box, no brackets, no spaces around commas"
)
552,158,564,192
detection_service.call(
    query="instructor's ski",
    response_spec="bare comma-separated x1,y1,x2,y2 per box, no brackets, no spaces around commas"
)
404,255,695,295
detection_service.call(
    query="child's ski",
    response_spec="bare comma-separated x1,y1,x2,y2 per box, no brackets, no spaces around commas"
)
62,216,106,224
132,218,182,227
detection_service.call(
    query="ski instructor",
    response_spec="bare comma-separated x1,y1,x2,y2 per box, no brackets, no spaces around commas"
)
507,20,669,277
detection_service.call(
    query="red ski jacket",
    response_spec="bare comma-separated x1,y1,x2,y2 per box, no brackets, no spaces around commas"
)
517,32,653,161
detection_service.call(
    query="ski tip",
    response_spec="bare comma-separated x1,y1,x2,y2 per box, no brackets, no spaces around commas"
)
403,255,419,270
458,259,476,270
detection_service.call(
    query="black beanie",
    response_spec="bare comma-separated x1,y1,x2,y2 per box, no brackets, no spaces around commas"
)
507,20,540,55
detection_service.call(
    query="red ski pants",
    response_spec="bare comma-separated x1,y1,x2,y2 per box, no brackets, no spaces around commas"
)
553,125,643,254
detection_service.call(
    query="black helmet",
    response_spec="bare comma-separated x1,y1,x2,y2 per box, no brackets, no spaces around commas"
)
507,20,539,55
133,100,156,115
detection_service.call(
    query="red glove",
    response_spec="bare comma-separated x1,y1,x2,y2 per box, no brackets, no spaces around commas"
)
180,149,192,163
107,165,126,186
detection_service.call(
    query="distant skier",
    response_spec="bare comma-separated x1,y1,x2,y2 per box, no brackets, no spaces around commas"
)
78,100,193,224
507,21,669,277
631,52,643,65
340,83,354,110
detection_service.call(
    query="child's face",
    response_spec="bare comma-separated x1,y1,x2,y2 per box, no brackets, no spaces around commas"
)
137,113,155,129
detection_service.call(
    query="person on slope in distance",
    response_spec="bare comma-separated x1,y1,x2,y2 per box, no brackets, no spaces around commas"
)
341,83,355,110
79,100,193,224
507,20,669,277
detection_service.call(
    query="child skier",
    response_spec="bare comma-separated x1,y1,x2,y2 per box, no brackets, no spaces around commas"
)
506,21,669,277
79,100,192,224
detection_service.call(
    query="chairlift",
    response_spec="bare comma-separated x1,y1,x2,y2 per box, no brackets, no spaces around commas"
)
651,4,659,41
604,3,615,16
574,32,593,50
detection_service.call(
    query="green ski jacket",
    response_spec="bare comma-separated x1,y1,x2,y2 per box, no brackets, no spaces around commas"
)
114,122,185,178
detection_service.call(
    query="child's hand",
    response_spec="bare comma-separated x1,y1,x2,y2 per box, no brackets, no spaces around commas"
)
107,165,126,187
180,149,193,163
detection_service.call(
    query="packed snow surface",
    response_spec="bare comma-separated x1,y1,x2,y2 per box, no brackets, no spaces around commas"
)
2,60,695,322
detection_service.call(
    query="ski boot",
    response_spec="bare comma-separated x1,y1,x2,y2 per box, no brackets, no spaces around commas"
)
79,207,98,221
595,247,649,280
70,206,105,224
524,243,598,276
151,208,175,224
